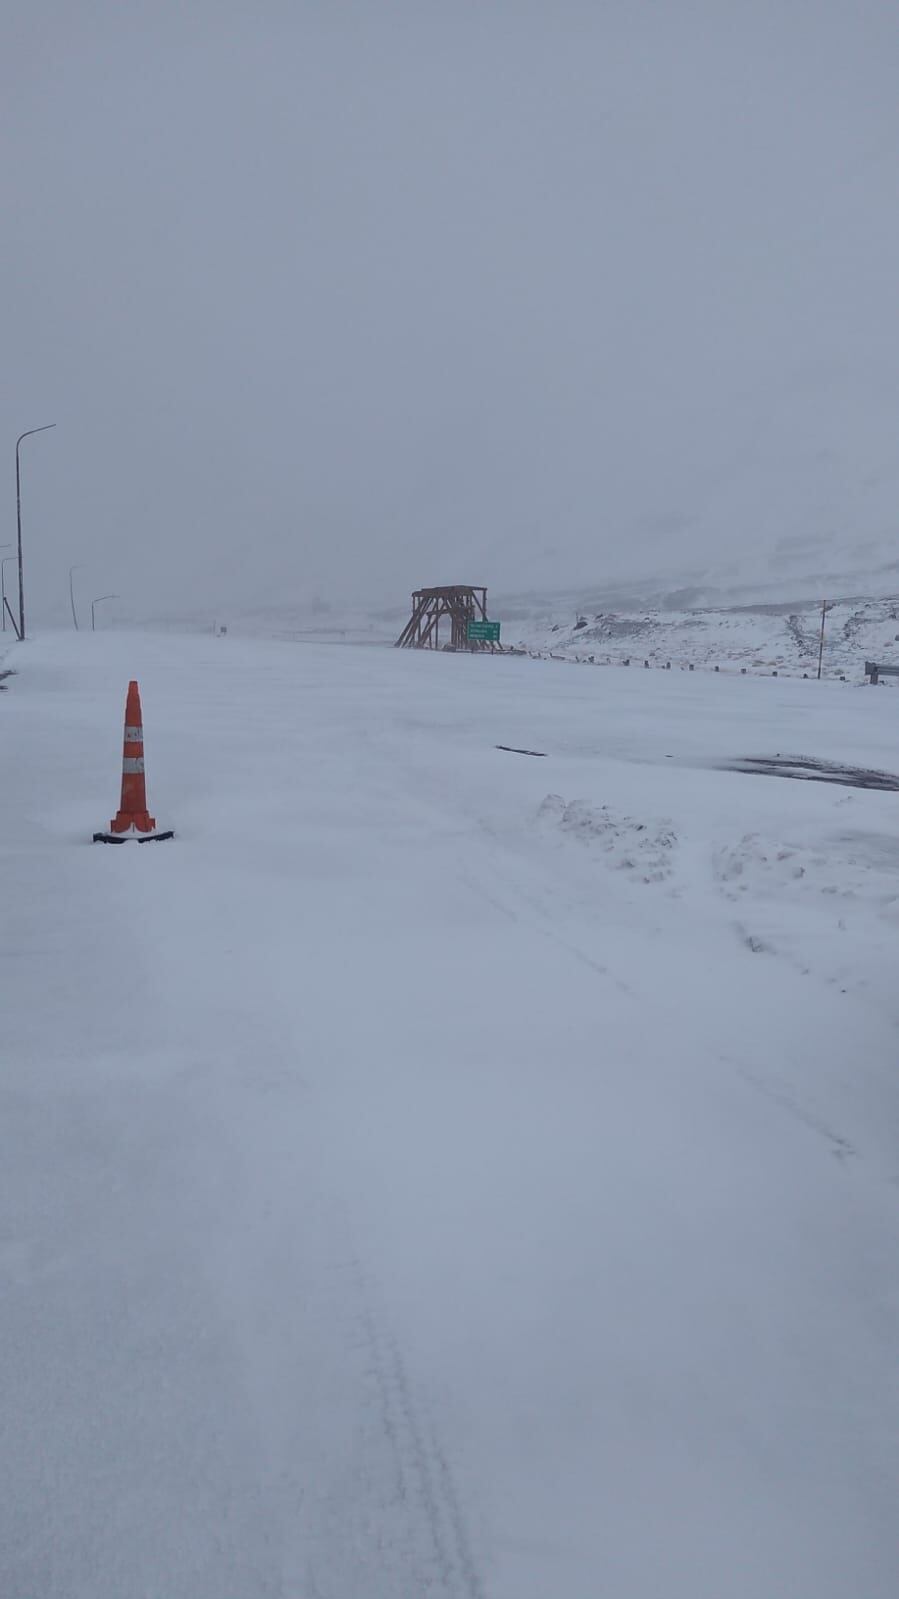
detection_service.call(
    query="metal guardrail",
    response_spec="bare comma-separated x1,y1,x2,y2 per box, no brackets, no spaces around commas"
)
864,661,899,684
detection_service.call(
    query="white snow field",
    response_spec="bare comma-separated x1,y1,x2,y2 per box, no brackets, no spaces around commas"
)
3,631,899,1599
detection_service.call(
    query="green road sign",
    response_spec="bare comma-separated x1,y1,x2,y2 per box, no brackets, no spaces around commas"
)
467,619,501,643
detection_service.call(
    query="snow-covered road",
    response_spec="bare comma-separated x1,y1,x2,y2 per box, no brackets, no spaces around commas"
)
3,632,899,1598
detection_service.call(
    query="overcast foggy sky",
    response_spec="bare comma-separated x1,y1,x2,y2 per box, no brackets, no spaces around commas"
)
3,1,899,623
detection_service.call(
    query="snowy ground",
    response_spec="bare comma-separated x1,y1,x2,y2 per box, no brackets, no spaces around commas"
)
3,631,899,1598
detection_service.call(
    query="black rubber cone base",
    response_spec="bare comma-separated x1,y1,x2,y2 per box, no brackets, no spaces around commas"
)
93,830,175,843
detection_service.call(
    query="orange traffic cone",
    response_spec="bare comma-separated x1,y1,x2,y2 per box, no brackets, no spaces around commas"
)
93,681,174,843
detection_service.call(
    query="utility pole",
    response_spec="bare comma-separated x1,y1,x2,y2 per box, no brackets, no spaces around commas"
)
69,563,84,630
817,599,831,681
16,423,56,641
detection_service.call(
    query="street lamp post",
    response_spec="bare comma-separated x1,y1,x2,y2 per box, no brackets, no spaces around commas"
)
91,593,118,632
2,553,17,633
16,423,56,641
69,563,84,630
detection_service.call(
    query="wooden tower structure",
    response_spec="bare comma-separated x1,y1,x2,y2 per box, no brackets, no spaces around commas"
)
395,586,496,651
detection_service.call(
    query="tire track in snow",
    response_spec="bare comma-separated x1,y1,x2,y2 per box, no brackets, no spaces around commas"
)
455,827,869,1179
454,853,632,995
723,1053,858,1164
352,1262,485,1599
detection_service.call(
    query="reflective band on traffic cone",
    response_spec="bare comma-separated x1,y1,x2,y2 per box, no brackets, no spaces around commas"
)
93,680,173,843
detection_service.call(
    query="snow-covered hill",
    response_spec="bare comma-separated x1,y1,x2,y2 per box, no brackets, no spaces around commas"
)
119,581,899,687
507,592,899,679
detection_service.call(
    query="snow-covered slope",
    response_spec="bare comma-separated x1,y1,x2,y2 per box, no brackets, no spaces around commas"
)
509,593,899,679
3,632,899,1597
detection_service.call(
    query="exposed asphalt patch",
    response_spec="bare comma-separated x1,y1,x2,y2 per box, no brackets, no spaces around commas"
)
496,745,547,757
723,755,899,792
